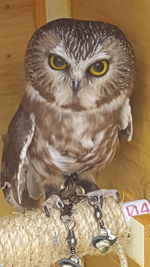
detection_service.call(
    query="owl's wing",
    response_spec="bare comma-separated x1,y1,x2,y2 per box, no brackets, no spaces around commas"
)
0,105,35,210
119,98,133,142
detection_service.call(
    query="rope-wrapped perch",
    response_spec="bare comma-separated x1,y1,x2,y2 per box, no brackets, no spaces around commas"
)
0,198,129,267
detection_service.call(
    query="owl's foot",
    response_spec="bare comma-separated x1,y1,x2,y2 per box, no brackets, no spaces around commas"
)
42,194,64,217
86,189,119,206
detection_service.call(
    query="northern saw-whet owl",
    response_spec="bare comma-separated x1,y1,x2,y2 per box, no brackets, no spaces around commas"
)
0,19,136,213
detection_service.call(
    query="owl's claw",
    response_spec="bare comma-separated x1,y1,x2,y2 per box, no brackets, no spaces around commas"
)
42,194,64,217
86,189,119,206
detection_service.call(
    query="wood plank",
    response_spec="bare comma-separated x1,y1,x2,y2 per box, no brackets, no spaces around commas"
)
84,254,140,267
0,0,35,142
46,0,71,22
0,0,36,215
35,0,46,28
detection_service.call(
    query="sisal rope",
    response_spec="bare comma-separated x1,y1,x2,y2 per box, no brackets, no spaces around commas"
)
0,198,129,267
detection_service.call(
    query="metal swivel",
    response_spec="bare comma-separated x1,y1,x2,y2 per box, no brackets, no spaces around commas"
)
92,228,117,253
58,254,81,267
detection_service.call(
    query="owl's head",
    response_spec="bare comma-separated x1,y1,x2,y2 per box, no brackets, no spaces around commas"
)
25,18,136,111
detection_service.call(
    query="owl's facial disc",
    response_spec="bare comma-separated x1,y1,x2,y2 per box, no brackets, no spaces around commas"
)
48,52,109,96
25,19,136,110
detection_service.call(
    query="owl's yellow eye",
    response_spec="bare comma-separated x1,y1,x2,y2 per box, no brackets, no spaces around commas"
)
49,55,68,70
89,60,109,77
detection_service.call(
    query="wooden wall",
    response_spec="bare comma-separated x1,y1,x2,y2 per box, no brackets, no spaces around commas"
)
71,0,150,200
1,1,149,210
0,0,149,266
0,0,36,216
46,0,71,22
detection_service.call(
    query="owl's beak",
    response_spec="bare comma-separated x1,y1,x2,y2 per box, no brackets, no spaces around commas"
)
72,80,80,95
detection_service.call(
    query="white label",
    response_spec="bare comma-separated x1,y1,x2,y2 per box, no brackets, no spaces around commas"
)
122,199,150,223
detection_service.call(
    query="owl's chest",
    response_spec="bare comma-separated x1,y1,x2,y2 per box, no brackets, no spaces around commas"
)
40,110,115,151
30,110,119,173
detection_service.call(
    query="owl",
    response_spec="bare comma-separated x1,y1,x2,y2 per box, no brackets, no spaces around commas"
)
0,19,136,214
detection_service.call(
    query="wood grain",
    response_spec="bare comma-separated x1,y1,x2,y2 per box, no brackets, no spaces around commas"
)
35,0,46,28
46,0,71,22
0,0,36,215
0,0,149,265
84,254,140,267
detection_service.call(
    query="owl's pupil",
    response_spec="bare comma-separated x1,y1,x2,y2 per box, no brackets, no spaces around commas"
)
93,62,104,72
54,56,64,67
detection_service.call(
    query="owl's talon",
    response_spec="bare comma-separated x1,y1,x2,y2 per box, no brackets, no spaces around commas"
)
86,189,119,204
42,194,64,217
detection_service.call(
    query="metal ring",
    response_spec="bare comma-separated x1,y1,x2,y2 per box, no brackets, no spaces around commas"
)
88,195,98,206
61,215,76,230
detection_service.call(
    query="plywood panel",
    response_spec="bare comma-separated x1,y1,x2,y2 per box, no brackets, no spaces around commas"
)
84,255,140,267
46,0,71,22
71,0,150,200
0,0,36,215
35,0,46,28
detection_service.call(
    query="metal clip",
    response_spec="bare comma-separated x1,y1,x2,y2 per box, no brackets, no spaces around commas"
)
87,194,117,253
58,254,81,267
92,228,117,253
59,173,82,266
